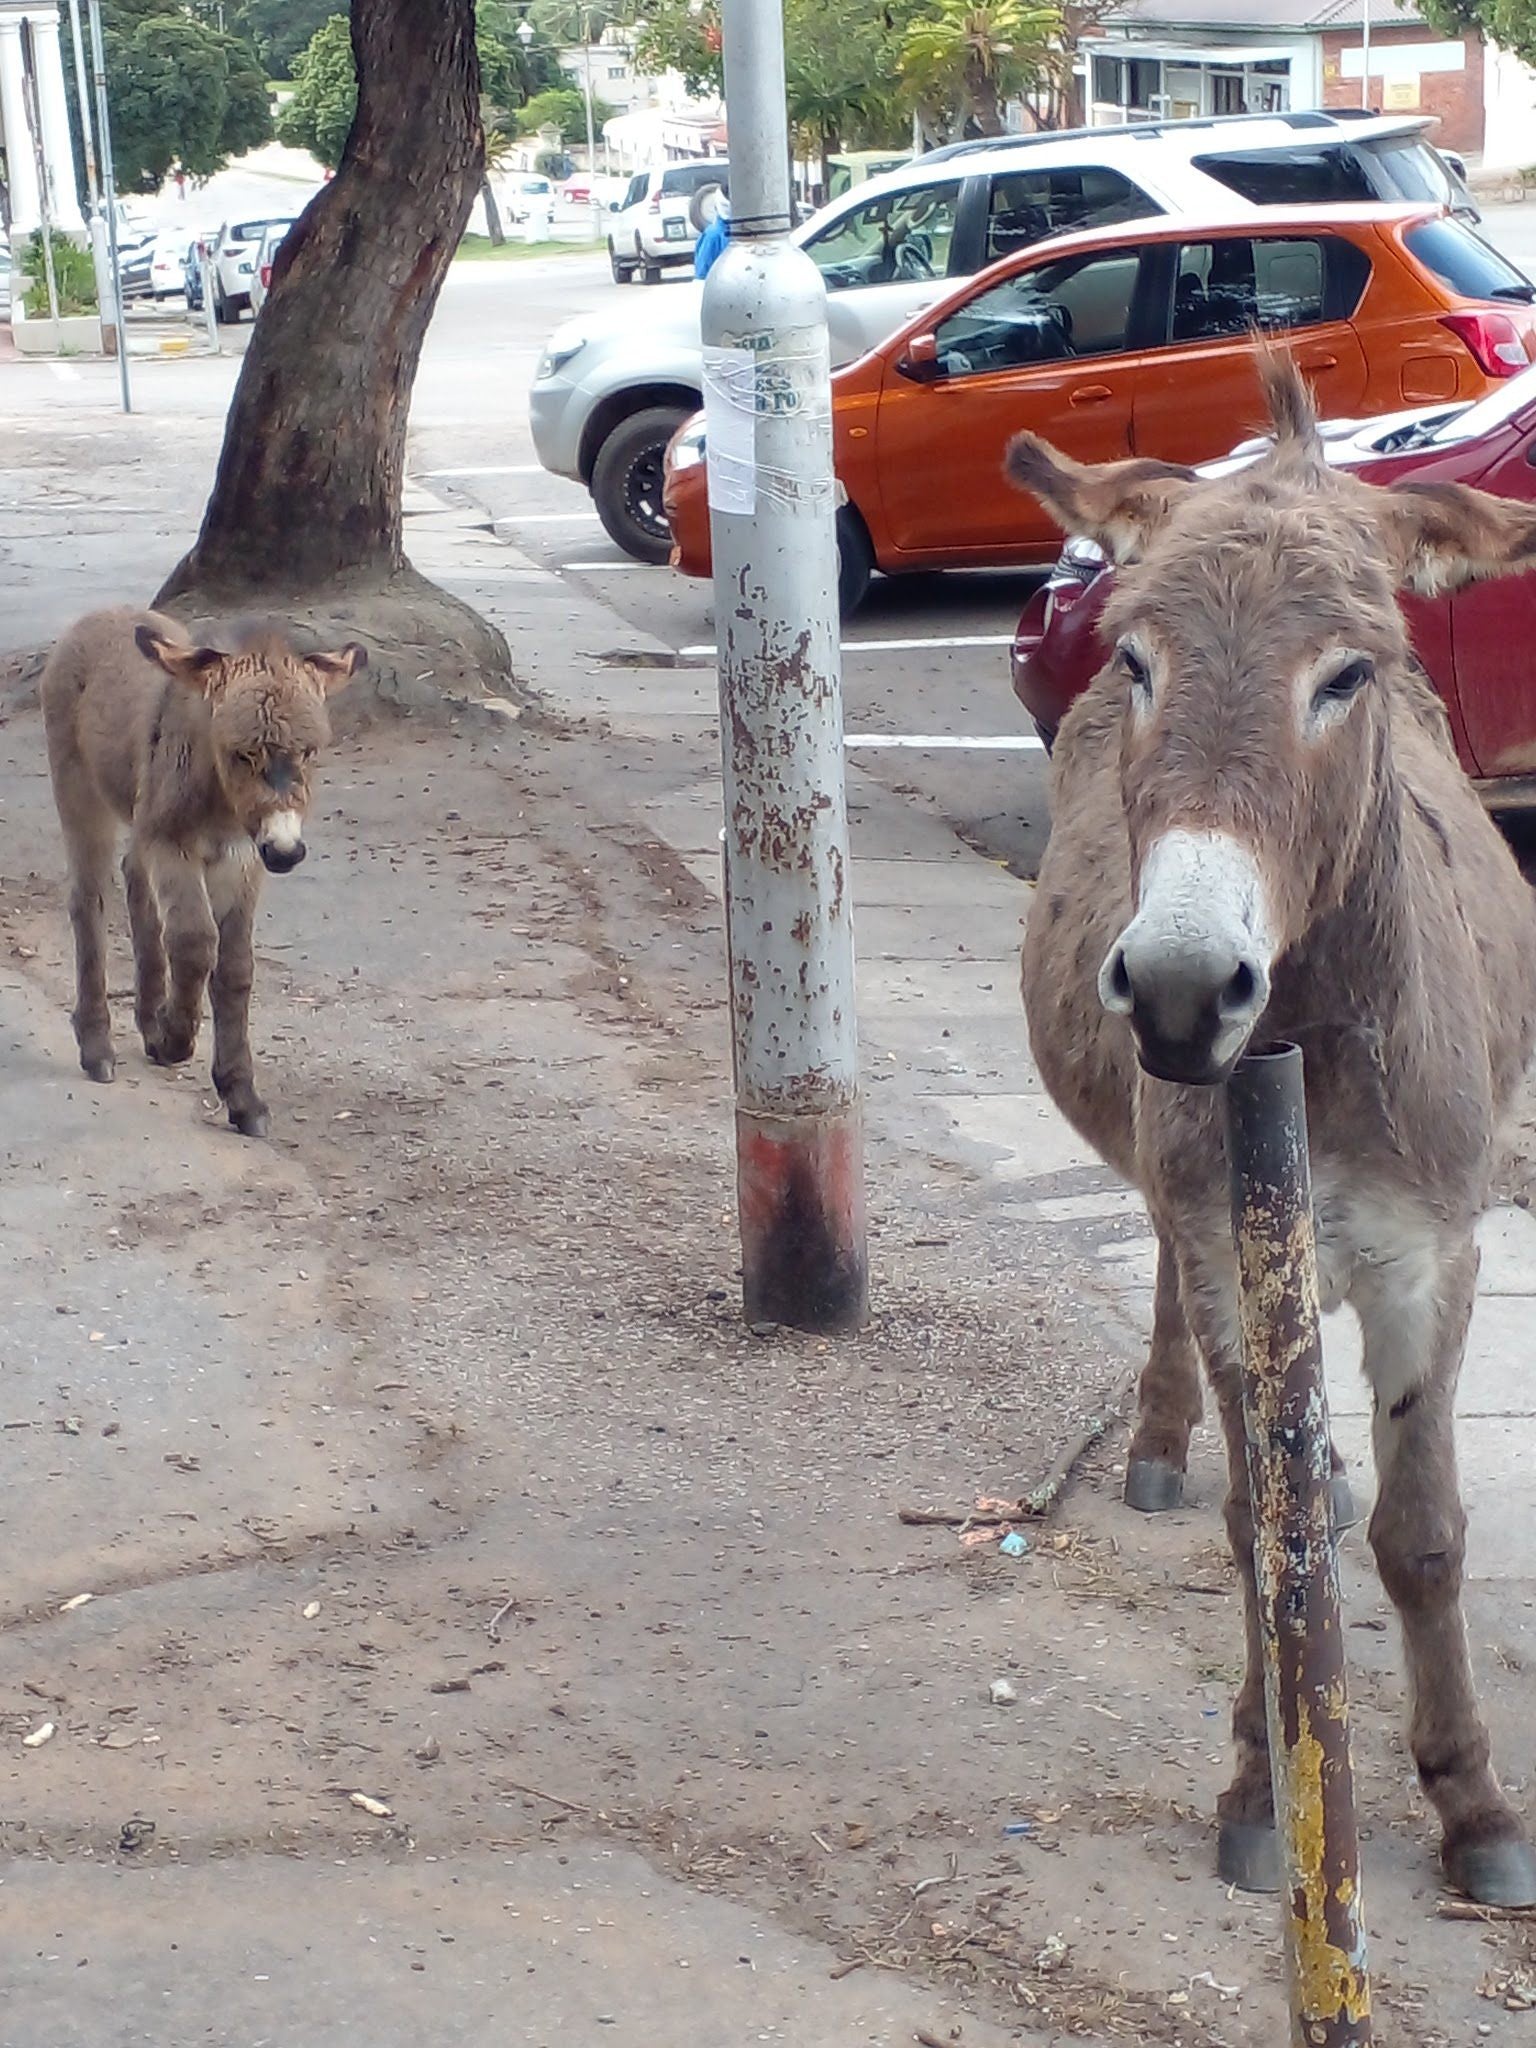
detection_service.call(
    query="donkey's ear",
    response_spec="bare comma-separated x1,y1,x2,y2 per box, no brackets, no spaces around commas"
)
1378,481,1536,598
305,642,368,696
1004,435,1198,565
134,623,225,693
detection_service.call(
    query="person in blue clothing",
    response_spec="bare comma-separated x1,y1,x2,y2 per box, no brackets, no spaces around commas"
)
693,193,730,279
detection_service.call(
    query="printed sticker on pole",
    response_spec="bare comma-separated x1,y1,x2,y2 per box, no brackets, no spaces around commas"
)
702,345,757,515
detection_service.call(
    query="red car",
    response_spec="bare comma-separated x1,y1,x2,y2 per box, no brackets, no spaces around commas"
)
1012,362,1536,794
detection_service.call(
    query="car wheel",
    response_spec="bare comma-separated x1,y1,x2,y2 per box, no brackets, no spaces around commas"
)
836,506,874,616
641,259,663,285
592,405,690,564
608,241,631,284
1032,719,1057,756
214,284,236,324
687,183,725,233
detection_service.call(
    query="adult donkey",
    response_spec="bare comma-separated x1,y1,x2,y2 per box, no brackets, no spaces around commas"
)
42,608,365,1138
1010,356,1536,1907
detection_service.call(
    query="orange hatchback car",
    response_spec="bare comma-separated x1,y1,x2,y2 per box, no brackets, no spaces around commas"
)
664,202,1536,609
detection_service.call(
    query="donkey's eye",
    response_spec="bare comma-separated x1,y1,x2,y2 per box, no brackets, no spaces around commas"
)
1119,643,1151,698
1312,657,1374,710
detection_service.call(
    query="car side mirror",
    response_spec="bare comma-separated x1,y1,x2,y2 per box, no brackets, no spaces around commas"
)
895,332,944,383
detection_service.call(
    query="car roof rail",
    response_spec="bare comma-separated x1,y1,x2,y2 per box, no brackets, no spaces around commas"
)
917,108,1425,165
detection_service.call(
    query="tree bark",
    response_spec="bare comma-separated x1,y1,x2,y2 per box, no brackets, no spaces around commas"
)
158,0,483,600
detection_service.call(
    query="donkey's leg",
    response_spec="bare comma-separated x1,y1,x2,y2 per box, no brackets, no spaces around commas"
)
1358,1238,1536,1905
144,849,215,1068
122,840,167,1051
57,801,119,1084
207,847,268,1139
1125,1233,1203,1512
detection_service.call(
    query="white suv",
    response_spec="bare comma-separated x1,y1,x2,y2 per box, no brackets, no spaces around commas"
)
208,214,296,323
608,161,729,284
534,111,1473,559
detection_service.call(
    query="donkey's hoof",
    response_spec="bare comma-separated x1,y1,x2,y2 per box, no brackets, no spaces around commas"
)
229,1103,269,1140
1217,1820,1281,1893
1330,1473,1361,1532
81,1053,116,1085
146,1032,196,1067
1125,1458,1186,1513
1445,1835,1536,1908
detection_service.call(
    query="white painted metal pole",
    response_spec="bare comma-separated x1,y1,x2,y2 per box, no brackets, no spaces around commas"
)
1361,0,1371,109
702,0,867,1332
85,0,130,413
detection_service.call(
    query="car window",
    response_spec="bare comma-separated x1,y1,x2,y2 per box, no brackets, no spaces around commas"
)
933,249,1141,377
1191,146,1375,207
1404,217,1536,302
803,181,962,292
1357,138,1459,207
1168,236,1340,341
661,163,727,197
232,219,280,242
985,167,1158,262
623,175,646,209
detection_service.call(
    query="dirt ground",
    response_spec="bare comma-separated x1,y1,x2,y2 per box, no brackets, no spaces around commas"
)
2,687,1534,2047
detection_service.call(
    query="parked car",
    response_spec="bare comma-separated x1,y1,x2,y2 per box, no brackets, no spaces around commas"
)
606,160,730,284
150,230,197,302
664,202,1532,611
507,173,556,222
205,215,296,322
116,229,158,302
248,219,296,317
534,110,1474,560
1013,358,1536,792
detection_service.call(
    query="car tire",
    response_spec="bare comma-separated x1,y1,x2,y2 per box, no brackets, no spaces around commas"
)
608,241,631,284
214,284,236,324
1032,719,1057,756
836,506,875,616
592,404,691,563
687,182,725,233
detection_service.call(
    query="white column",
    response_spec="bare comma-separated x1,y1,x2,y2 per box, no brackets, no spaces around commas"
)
0,13,42,236
28,9,84,231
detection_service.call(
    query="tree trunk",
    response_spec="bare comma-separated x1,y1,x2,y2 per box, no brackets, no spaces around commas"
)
968,56,1005,136
158,0,483,600
481,173,505,245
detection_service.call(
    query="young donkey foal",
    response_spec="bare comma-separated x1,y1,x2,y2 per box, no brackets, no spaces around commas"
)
1011,359,1536,1906
42,608,366,1137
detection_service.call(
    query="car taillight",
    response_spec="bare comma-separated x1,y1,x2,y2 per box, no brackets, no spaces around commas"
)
1438,309,1533,378
260,263,272,286
649,192,661,211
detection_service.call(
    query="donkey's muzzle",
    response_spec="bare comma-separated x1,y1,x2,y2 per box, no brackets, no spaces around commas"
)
1099,828,1272,1087
260,840,306,874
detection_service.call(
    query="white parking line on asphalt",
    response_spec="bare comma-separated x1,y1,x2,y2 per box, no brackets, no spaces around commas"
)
425,464,545,476
48,362,81,382
496,512,602,525
844,734,1044,750
563,559,650,571
680,633,1015,658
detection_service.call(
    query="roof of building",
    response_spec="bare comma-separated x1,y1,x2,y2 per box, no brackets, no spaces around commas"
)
1098,0,1431,33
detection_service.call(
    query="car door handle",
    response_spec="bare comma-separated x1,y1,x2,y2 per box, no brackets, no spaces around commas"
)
1297,353,1338,371
1069,384,1113,406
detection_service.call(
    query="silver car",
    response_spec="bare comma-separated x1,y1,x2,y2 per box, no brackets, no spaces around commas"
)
531,109,1473,561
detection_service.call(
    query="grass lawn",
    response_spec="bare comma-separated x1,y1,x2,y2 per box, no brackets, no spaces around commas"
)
454,236,602,263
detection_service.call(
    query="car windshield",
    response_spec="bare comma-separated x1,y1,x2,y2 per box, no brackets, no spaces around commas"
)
1404,216,1536,302
660,165,727,197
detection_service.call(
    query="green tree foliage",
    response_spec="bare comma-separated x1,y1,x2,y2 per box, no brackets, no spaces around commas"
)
103,6,274,190
20,230,98,316
1420,0,1536,68
631,0,723,98
515,83,616,140
901,0,1059,137
192,0,340,78
276,12,355,166
783,0,906,177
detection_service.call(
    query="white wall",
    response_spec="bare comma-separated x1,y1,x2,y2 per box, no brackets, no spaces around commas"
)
1482,40,1536,171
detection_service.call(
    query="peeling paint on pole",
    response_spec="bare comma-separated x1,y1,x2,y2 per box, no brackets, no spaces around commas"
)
703,0,867,1333
1227,1045,1372,2048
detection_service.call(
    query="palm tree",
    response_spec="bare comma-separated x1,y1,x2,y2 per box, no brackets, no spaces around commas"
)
901,0,1060,139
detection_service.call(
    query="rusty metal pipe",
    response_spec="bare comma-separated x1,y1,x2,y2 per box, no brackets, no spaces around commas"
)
1226,1044,1372,2048
703,0,868,1334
